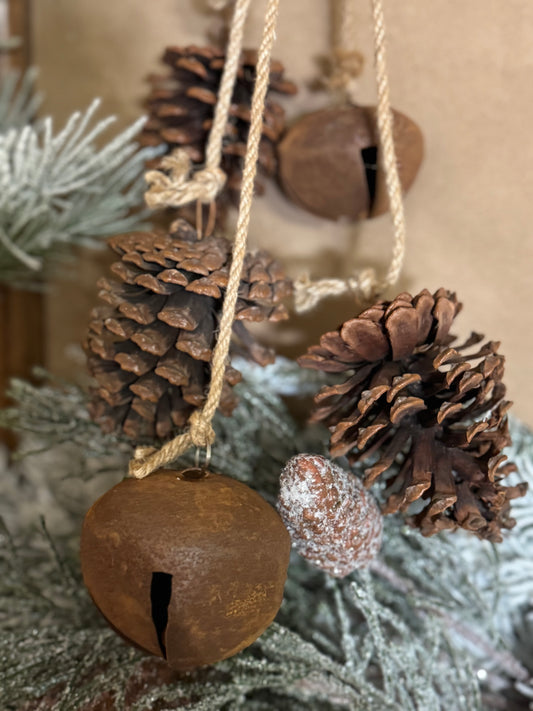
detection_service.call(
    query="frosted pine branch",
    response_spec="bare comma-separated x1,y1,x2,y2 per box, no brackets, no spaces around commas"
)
0,523,482,710
2,360,533,708
0,69,42,131
0,98,161,283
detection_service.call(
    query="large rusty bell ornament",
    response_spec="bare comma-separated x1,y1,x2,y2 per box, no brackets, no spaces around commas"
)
80,469,291,671
277,105,424,222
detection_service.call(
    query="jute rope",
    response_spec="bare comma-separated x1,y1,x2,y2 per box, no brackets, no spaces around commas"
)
144,0,252,212
294,268,377,314
370,0,406,292
294,0,407,313
130,0,281,479
130,0,405,476
326,0,364,102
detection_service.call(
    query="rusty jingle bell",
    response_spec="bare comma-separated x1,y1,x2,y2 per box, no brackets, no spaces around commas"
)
80,468,291,670
277,105,424,222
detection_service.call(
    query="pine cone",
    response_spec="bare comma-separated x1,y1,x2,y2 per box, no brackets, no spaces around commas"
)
84,218,292,442
140,46,297,208
299,288,527,542
278,454,383,577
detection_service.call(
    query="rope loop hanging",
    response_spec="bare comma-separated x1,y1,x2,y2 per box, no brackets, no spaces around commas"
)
144,150,226,209
129,0,407,478
370,0,407,293
325,0,364,102
293,268,377,314
294,0,407,314
143,0,253,214
129,0,282,480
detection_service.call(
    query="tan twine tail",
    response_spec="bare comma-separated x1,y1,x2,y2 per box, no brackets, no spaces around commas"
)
326,0,364,102
144,0,252,211
294,0,407,313
130,0,281,479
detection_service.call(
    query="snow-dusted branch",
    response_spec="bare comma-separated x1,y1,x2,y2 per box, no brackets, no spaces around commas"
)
0,91,160,283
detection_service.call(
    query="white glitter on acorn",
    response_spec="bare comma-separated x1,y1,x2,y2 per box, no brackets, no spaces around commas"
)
277,454,383,577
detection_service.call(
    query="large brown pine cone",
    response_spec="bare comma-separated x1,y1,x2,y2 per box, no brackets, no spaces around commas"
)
85,219,292,442
299,288,527,541
140,45,297,209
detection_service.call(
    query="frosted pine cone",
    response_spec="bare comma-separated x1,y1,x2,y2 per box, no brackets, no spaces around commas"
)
299,288,527,542
84,218,292,442
278,454,383,577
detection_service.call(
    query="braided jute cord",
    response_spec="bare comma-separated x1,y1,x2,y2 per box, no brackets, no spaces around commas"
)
294,268,376,313
129,0,281,479
325,0,364,102
294,0,407,313
144,0,252,211
370,0,406,292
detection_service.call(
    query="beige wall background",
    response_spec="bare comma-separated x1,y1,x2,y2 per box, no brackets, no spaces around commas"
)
35,0,533,425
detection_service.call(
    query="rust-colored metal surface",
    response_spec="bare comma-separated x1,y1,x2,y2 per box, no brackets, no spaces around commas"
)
80,469,291,671
277,105,423,222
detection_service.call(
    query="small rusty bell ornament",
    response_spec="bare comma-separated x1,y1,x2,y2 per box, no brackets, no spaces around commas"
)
277,105,423,222
80,469,291,671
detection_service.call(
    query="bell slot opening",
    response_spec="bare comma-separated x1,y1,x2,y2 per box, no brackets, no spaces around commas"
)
150,571,173,659
361,145,378,206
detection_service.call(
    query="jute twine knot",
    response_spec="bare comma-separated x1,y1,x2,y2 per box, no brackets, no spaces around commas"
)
295,0,406,313
188,410,216,448
294,268,377,314
129,0,279,480
144,149,227,209
133,446,157,461
327,48,364,99
129,411,217,479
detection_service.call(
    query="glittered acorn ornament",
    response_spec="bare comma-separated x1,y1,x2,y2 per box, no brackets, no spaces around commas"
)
278,454,382,577
277,105,423,222
81,468,291,671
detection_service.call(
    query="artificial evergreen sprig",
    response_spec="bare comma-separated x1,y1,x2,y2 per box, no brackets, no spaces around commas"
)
0,69,42,132
1,369,126,461
0,520,481,710
2,360,533,709
0,98,160,282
